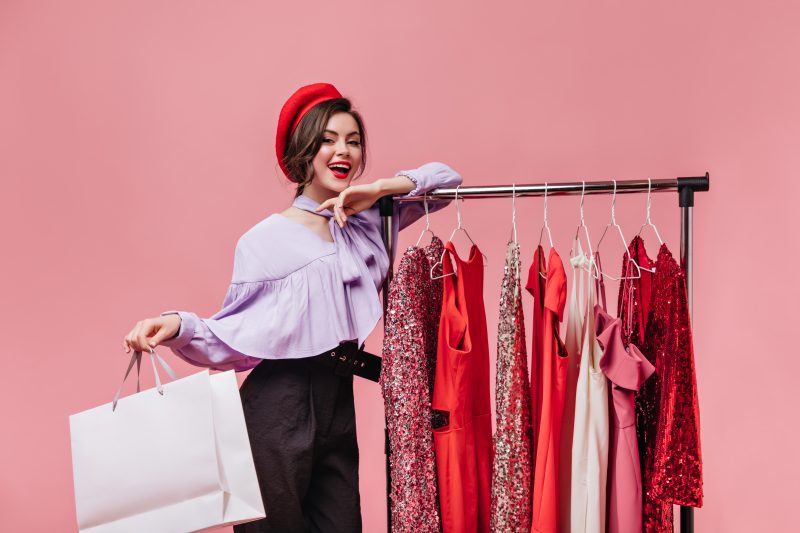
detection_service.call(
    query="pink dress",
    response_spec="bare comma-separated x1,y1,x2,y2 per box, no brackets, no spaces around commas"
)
596,308,655,533
380,237,445,533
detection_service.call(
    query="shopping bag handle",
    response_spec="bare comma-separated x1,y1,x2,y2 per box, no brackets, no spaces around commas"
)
112,347,178,411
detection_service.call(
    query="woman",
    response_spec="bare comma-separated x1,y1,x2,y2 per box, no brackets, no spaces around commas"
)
122,82,462,532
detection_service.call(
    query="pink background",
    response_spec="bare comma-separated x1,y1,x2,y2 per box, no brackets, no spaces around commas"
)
1,1,797,531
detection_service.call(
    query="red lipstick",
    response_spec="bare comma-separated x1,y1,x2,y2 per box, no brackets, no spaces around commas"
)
328,161,351,180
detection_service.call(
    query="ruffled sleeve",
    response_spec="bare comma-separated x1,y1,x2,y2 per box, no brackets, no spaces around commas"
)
393,161,462,231
158,308,262,372
367,161,461,264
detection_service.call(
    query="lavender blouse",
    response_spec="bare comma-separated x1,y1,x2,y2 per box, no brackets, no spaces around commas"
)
159,162,462,371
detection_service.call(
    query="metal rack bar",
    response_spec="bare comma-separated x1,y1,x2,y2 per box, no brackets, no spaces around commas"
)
393,175,709,201
379,173,709,532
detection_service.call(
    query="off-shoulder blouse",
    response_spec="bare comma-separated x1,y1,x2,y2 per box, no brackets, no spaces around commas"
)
159,162,462,371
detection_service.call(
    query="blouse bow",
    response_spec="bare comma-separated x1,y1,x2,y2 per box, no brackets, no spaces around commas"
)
291,195,374,285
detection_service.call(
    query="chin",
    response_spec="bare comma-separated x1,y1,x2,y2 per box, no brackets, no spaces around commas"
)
321,177,352,193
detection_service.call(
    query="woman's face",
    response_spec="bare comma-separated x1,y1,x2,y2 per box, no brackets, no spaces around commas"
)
306,112,363,200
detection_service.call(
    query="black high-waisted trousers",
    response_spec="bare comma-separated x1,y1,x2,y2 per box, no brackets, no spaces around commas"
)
233,357,362,533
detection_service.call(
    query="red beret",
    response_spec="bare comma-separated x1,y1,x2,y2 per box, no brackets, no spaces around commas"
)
276,82,343,179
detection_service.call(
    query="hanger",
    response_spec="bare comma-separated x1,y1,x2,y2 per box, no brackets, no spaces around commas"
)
510,183,518,244
430,185,488,280
570,181,601,279
596,179,643,280
414,192,435,247
538,182,555,250
538,182,555,279
635,179,662,274
510,183,521,295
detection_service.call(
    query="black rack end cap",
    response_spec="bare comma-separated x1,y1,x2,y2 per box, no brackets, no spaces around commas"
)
677,172,710,207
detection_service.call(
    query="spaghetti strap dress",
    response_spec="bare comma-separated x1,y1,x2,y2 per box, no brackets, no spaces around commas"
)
490,240,533,532
570,251,610,533
432,241,493,533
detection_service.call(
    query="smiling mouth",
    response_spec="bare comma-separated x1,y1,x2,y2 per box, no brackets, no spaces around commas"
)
328,163,351,179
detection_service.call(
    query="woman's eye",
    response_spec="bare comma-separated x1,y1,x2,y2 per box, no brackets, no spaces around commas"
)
322,138,334,143
348,141,361,146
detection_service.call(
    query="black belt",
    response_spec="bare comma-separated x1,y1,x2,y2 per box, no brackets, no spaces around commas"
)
308,341,382,383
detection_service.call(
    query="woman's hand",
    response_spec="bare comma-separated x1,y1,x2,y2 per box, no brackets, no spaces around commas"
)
315,182,382,228
122,314,181,353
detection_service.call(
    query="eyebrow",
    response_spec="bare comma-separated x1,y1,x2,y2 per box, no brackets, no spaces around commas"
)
324,129,361,137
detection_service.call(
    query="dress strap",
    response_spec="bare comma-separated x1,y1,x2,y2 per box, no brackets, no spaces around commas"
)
593,251,608,311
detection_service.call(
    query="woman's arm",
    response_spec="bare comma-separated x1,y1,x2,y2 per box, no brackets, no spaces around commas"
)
376,175,416,196
389,161,462,230
317,162,462,228
158,310,262,372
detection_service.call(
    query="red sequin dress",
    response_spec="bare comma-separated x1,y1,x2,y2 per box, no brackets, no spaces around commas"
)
620,239,704,533
490,240,533,532
380,237,445,533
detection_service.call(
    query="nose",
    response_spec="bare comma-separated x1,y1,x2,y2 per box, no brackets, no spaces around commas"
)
335,138,350,157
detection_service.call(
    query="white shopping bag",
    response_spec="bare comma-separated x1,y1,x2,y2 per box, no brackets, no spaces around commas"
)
69,349,266,532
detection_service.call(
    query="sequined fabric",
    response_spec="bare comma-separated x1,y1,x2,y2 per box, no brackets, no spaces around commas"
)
618,235,653,348
490,241,533,532
621,241,703,533
380,236,445,533
619,239,669,532
646,245,703,508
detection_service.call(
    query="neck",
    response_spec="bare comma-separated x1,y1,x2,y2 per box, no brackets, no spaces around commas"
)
300,182,338,205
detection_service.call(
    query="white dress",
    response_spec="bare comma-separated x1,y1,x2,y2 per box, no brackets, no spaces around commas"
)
570,253,610,533
559,240,587,532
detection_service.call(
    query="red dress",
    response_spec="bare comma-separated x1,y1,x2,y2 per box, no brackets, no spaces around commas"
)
433,241,493,533
526,246,567,533
621,240,704,533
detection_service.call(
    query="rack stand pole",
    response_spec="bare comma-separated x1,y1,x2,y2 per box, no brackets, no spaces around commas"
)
378,196,395,531
677,174,708,533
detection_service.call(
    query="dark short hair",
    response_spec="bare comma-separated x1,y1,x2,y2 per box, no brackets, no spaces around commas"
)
282,98,367,197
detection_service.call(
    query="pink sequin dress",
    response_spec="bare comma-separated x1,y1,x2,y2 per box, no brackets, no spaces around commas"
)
380,236,445,533
490,240,533,532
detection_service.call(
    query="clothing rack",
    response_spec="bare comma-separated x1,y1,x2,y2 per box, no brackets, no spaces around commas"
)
377,173,709,533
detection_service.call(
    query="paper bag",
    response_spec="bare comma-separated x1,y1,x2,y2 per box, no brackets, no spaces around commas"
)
69,350,265,532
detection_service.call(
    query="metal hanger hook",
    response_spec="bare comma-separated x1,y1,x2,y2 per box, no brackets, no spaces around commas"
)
511,182,518,243
543,181,549,226
455,184,462,229
611,179,618,225
580,180,586,226
414,192,434,248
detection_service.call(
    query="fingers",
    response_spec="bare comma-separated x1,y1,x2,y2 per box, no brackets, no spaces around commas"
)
315,192,354,228
136,319,157,352
123,319,157,354
331,191,349,227
315,198,335,212
334,203,346,227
